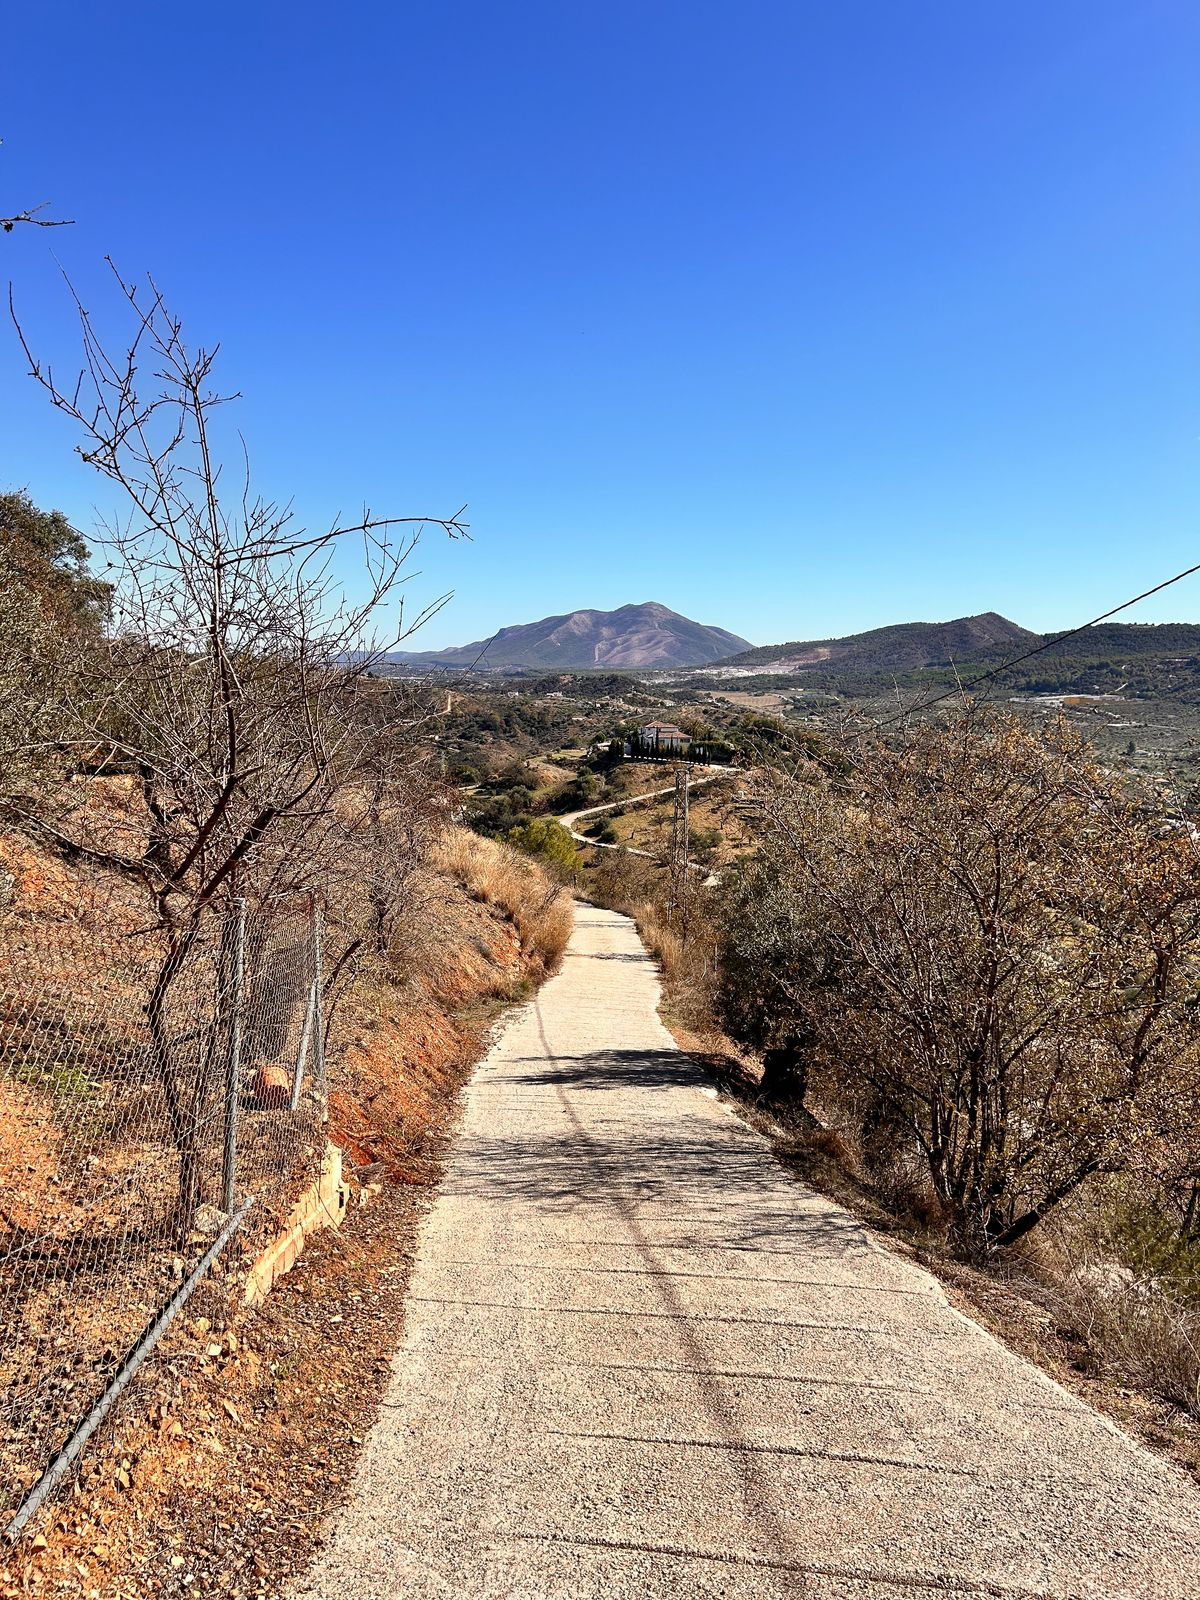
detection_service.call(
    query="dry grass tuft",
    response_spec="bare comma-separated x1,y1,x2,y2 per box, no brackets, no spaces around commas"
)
433,827,574,973
809,1126,858,1169
1063,1278,1200,1414
636,902,682,979
1030,1230,1200,1419
623,899,719,1032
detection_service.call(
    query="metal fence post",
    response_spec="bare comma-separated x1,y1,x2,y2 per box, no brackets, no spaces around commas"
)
312,899,326,1096
222,897,246,1215
290,984,316,1111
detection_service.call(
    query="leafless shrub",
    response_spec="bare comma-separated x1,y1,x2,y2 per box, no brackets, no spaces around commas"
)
9,265,467,1233
719,709,1200,1255
587,847,659,912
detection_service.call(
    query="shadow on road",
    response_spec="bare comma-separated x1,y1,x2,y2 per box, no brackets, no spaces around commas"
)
562,950,647,963
457,1048,868,1260
488,1047,702,1092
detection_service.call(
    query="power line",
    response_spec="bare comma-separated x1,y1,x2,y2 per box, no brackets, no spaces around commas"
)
668,761,691,914
875,558,1200,730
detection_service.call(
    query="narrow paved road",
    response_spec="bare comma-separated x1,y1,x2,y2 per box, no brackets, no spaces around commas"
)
560,767,731,860
298,905,1200,1600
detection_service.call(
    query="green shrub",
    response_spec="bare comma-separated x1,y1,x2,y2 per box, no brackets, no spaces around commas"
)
507,817,582,877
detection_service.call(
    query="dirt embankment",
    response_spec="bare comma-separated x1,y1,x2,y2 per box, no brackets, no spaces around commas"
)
0,825,566,1600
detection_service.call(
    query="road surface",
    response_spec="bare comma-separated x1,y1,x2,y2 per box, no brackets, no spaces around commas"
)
297,904,1200,1599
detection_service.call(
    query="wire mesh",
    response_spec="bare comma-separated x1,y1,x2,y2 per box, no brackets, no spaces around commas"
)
0,880,327,1528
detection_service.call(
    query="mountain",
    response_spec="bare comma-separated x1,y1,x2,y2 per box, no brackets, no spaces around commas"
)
718,613,1037,675
390,602,752,671
710,615,1200,702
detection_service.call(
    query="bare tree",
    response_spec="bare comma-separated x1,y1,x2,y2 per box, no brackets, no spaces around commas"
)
723,711,1200,1253
11,264,467,1232
1,202,72,233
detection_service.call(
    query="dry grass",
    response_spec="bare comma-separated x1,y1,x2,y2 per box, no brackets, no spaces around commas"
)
632,898,719,1031
1054,1270,1200,1415
433,827,574,973
1017,1219,1200,1421
636,902,682,978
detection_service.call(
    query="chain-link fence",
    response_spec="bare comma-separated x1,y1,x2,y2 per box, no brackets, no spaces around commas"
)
0,884,328,1536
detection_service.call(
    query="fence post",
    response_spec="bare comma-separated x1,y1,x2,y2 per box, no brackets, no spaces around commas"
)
222,898,246,1215
312,899,326,1096
290,985,316,1111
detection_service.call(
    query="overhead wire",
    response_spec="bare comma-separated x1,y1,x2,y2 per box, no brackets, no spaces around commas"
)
872,558,1200,731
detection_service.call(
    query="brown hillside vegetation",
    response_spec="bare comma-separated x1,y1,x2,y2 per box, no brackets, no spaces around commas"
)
0,279,578,1590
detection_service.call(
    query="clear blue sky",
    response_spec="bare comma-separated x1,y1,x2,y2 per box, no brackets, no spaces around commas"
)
2,1,1198,649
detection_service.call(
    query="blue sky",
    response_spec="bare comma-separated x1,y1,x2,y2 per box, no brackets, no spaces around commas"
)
2,1,1198,649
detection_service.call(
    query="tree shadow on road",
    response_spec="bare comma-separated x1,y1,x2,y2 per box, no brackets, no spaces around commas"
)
451,1035,875,1561
488,1047,704,1092
561,951,647,962
455,1048,870,1259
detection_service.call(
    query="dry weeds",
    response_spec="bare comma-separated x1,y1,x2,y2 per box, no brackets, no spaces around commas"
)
433,827,573,974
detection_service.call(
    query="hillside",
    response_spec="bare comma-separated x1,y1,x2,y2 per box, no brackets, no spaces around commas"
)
388,601,751,671
0,804,572,1593
712,615,1200,701
719,612,1036,673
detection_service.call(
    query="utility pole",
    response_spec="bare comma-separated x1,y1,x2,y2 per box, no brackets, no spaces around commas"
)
668,760,692,922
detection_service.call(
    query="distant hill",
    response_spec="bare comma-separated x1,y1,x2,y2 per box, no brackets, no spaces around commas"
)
710,615,1200,701
720,613,1036,674
389,602,751,671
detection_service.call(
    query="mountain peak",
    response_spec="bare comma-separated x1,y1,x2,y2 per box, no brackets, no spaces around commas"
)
389,602,752,671
720,613,1036,673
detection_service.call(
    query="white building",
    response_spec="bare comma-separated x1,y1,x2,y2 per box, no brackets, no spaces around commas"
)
638,721,688,752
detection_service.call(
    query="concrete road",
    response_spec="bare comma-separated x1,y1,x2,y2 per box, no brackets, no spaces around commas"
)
296,904,1200,1600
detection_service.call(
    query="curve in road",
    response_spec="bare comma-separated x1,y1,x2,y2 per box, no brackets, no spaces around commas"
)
559,767,731,858
297,903,1200,1599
